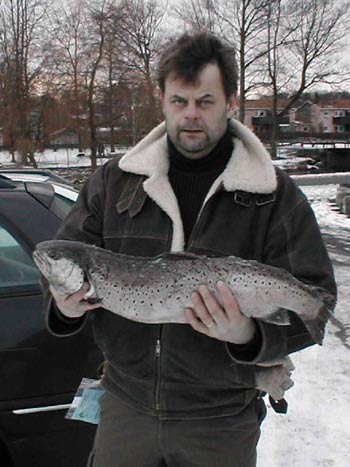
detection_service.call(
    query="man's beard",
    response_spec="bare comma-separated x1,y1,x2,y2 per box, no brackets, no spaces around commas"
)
175,126,211,154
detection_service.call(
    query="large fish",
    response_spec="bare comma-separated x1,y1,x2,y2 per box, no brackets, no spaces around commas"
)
33,240,334,346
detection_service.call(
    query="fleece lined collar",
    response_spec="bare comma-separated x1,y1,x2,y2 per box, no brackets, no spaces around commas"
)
119,118,277,193
118,119,277,251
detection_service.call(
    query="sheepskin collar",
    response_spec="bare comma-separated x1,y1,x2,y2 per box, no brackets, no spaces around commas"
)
119,118,277,193
118,119,277,252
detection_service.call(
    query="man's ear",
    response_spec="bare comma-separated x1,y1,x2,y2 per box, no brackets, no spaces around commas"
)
226,95,238,119
161,92,165,114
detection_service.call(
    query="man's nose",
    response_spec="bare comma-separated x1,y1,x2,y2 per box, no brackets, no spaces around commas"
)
184,102,199,119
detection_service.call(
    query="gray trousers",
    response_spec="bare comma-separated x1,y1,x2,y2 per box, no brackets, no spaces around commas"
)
88,391,266,467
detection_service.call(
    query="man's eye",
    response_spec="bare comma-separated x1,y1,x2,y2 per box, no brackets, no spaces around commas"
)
173,99,185,105
200,101,213,108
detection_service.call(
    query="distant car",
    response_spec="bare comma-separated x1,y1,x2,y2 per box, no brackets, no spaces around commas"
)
0,172,102,466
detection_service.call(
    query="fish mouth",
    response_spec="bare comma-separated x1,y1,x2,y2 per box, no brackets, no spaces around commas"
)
33,250,51,275
32,249,79,290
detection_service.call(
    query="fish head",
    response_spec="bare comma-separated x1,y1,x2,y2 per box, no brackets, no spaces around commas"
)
33,241,84,295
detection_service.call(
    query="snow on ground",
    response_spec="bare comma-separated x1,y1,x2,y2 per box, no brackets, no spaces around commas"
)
0,147,120,169
1,149,350,466
259,184,350,467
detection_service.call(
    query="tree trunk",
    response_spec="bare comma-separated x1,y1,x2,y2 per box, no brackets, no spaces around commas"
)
271,94,279,159
88,90,97,171
110,126,115,153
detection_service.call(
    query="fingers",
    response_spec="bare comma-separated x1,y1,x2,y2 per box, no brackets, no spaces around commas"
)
216,281,241,320
50,282,101,318
185,307,210,334
269,375,294,400
283,356,295,372
185,282,255,344
256,364,294,400
192,285,227,327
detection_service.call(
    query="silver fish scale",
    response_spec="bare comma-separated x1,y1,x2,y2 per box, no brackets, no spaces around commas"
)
87,254,320,325
89,256,204,322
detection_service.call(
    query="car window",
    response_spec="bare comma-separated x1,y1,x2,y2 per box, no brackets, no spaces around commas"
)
0,225,40,288
50,192,76,218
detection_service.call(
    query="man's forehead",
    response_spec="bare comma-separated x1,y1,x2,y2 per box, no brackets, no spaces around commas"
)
164,63,225,96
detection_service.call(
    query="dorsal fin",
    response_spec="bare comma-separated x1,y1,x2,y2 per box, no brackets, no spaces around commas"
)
153,252,203,262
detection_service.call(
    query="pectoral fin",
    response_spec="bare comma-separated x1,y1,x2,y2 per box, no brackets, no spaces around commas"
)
263,308,291,325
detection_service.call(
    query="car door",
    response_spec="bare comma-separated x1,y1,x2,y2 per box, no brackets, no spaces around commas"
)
0,188,102,466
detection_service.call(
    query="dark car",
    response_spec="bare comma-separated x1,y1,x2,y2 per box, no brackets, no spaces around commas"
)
0,172,102,466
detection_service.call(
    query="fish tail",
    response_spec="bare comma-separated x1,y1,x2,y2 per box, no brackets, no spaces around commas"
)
321,288,337,313
308,284,337,312
300,284,336,345
304,303,332,345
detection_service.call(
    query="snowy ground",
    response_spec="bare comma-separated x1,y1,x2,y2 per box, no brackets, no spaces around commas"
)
259,184,350,467
0,147,120,169
1,148,350,466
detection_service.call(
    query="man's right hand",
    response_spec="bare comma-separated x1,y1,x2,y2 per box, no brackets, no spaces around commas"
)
50,282,101,318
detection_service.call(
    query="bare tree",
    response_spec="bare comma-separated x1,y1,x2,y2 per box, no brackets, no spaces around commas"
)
215,0,272,122
110,0,166,133
0,0,50,165
265,0,350,155
47,0,118,169
100,30,125,152
85,1,111,170
47,0,92,152
171,0,217,33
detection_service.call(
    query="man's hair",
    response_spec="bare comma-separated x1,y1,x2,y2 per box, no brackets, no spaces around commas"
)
157,32,238,99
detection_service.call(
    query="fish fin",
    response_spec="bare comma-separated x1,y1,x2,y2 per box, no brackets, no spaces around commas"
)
263,308,291,325
86,297,102,305
153,252,203,261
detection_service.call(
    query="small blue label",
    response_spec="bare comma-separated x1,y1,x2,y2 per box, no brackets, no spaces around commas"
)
71,388,105,424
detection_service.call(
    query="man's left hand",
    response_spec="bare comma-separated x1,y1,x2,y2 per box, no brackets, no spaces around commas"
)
185,281,256,344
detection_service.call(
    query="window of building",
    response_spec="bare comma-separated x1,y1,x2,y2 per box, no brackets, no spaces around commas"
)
254,110,266,117
323,126,329,132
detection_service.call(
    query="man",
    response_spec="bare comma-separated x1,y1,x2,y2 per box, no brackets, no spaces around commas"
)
46,32,336,467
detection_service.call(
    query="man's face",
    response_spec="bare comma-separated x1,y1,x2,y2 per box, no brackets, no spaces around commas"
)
161,63,236,159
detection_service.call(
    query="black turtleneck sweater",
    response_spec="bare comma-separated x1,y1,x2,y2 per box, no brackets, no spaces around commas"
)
168,128,262,356
168,126,233,245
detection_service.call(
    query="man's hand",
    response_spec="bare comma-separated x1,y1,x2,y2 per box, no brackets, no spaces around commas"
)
50,282,101,318
185,281,256,344
255,357,295,400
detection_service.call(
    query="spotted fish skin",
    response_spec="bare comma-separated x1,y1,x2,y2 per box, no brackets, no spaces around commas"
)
33,240,335,345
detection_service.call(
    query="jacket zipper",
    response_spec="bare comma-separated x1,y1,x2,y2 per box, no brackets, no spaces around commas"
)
154,325,163,411
187,188,222,248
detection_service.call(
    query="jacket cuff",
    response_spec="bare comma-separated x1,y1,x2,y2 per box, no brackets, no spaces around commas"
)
47,296,87,336
225,319,288,364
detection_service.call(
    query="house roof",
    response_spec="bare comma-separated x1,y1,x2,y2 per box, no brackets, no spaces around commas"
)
49,128,78,137
245,97,350,111
244,98,290,109
320,99,350,110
